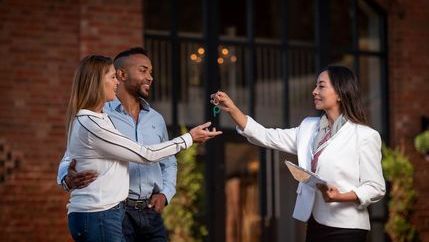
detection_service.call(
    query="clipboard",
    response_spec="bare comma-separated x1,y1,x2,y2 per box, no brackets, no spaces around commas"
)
284,160,327,188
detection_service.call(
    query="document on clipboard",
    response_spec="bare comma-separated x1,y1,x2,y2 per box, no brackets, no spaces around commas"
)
284,160,327,188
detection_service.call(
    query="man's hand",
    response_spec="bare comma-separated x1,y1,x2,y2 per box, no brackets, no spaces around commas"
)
189,122,222,143
64,159,98,190
149,193,167,213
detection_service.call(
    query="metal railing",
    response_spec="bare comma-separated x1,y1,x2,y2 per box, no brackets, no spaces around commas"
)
145,32,319,128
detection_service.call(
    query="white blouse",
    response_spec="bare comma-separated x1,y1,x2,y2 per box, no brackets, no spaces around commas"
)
65,109,192,214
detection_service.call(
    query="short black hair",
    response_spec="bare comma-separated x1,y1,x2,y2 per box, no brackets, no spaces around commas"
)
114,47,150,69
114,47,149,61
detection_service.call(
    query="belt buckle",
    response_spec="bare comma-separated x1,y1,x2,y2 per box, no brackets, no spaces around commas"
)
131,199,148,210
135,200,145,210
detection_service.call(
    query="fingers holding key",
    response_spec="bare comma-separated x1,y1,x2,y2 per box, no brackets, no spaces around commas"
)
210,91,236,112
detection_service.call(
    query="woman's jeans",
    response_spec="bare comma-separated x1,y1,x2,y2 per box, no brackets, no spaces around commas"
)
68,202,125,242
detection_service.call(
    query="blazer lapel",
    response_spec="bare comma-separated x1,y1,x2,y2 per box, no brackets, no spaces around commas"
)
297,118,320,170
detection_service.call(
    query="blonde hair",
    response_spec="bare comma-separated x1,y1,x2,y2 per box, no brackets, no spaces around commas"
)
65,55,113,140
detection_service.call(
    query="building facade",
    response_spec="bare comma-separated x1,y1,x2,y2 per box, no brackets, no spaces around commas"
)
0,0,428,241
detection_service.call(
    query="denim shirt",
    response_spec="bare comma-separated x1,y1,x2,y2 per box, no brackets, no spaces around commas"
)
104,98,177,202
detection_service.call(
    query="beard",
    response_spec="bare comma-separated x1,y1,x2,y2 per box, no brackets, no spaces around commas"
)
137,86,150,99
123,79,151,100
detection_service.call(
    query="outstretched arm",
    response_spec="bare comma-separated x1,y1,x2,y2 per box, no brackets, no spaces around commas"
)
211,91,298,153
77,116,222,163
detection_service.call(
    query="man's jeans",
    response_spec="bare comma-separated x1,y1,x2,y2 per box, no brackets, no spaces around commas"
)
68,203,125,242
122,206,167,242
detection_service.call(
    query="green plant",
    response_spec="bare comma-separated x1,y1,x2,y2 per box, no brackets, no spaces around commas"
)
162,127,207,242
382,145,418,242
414,130,429,155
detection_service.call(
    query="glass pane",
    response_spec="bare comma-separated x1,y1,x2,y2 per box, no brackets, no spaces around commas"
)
357,0,381,51
178,0,203,34
359,56,382,132
220,0,247,38
254,0,281,39
225,142,260,242
330,0,352,50
145,37,206,126
288,47,318,127
254,45,284,127
218,44,249,128
145,37,173,125
288,0,314,42
144,0,171,31
329,52,355,70
178,41,205,125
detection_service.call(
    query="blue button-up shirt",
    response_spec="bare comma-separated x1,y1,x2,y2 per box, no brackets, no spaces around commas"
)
57,98,177,203
105,98,177,202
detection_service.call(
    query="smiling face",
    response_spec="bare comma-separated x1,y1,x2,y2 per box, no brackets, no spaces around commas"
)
312,71,340,113
103,65,119,102
121,54,153,99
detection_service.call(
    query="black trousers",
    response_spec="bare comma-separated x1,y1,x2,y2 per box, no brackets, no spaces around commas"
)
122,205,167,242
306,216,368,242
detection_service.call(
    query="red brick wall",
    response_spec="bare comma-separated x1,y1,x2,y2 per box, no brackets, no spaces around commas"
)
80,0,144,57
377,0,429,240
0,0,142,241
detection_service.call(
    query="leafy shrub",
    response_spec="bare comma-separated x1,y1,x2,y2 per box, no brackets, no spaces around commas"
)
163,127,207,242
382,145,418,242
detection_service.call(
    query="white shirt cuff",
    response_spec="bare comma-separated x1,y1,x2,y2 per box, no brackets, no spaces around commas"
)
181,133,193,149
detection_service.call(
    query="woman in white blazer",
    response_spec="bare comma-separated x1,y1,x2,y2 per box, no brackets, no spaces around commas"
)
211,65,385,242
64,55,221,242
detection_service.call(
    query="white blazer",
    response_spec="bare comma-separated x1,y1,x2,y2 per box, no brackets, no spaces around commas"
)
238,116,386,230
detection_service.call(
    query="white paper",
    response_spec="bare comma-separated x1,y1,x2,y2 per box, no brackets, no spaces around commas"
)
284,160,327,188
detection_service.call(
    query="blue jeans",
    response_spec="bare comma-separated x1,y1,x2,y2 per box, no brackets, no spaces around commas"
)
122,206,167,242
68,202,126,242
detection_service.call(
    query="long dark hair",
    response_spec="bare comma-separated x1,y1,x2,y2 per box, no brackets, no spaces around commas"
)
318,65,368,125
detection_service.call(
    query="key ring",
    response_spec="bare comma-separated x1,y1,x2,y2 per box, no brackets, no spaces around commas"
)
212,99,219,106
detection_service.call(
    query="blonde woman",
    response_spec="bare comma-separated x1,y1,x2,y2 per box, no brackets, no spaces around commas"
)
64,55,221,242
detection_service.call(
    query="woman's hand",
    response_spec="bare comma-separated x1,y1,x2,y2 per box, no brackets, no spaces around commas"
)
210,91,237,113
317,184,341,202
317,184,359,203
210,91,248,130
